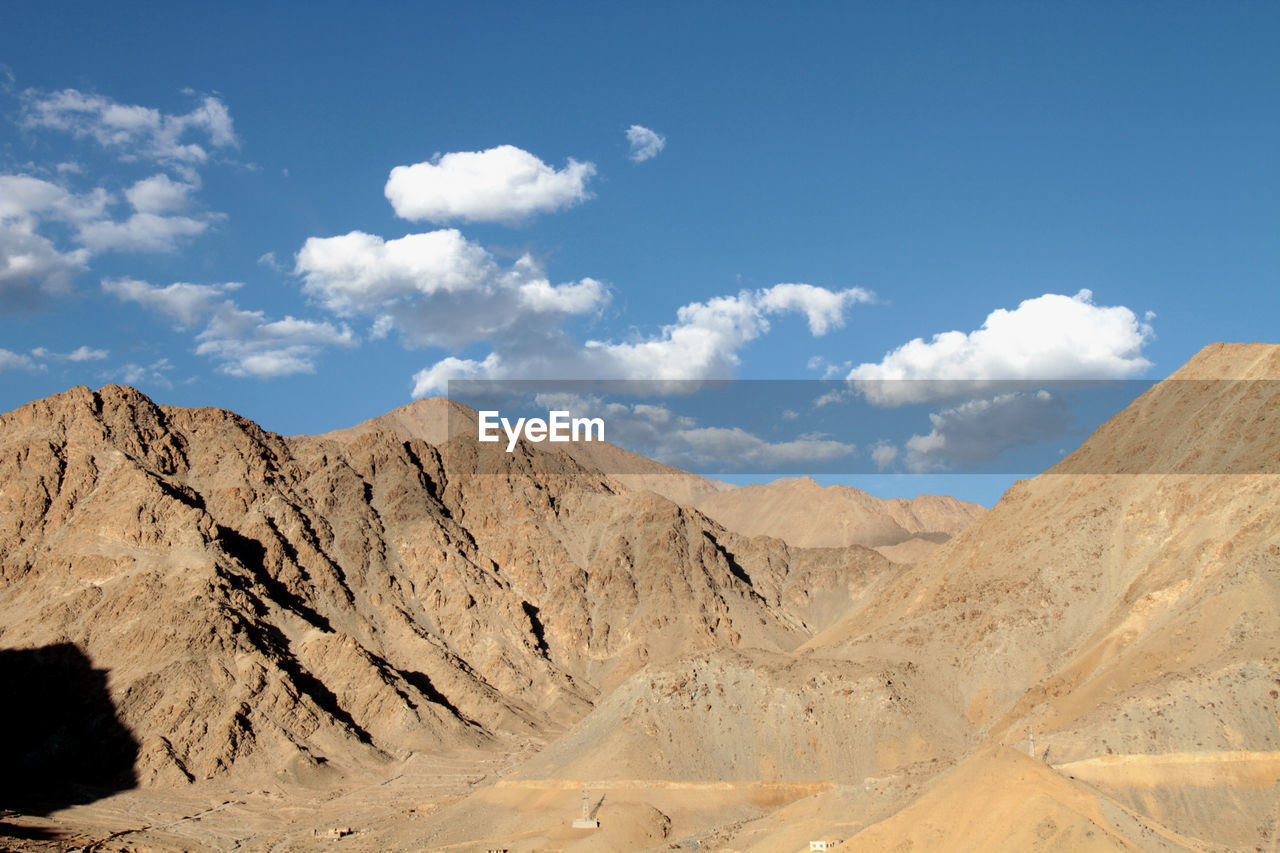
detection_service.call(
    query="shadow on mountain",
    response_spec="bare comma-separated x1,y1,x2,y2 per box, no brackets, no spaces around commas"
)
0,643,139,821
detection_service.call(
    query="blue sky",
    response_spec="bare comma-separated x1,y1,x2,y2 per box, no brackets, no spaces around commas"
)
1,2,1276,503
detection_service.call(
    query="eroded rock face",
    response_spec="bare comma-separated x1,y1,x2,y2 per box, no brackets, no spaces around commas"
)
0,384,893,785
451,344,1280,851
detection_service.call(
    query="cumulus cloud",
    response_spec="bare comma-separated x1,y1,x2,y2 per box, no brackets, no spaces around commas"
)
848,290,1154,405
0,175,101,305
104,277,354,378
757,283,867,335
409,281,873,396
384,145,596,224
625,125,666,162
80,173,217,252
0,171,219,300
0,223,88,307
295,228,610,350
103,278,243,326
0,175,111,225
124,173,196,214
581,284,872,381
411,353,505,397
901,390,1071,473
21,89,238,167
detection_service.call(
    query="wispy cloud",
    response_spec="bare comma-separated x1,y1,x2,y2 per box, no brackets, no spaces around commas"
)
104,277,354,378
0,90,236,304
115,358,175,389
20,88,238,170
30,345,108,362
625,125,666,162
0,348,40,372
103,278,243,327
195,306,356,378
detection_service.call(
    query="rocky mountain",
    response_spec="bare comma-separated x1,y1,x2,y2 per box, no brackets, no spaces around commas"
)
3,342,1274,852
692,476,986,561
454,342,1277,851
0,384,891,802
314,395,735,507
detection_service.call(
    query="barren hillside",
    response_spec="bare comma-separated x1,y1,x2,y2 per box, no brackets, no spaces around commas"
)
693,476,986,559
1,343,1276,852
0,384,889,798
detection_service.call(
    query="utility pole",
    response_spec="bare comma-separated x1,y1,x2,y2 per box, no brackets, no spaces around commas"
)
572,787,599,828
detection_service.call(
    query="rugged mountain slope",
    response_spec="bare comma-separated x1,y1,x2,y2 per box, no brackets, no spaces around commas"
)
0,384,889,791
457,343,1278,851
810,343,1280,850
315,395,734,506
693,476,986,560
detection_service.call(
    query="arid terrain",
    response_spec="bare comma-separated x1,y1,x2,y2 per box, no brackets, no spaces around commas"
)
1,342,1277,852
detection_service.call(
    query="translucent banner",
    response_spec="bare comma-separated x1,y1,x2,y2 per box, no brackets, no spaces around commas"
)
441,379,1280,476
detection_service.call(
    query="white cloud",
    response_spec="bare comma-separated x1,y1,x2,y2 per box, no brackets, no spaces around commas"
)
384,145,596,224
660,425,853,469
21,89,238,167
0,348,40,372
68,345,109,361
125,174,196,214
104,277,354,378
194,305,356,378
757,283,868,335
870,441,899,471
529,394,855,471
582,284,872,381
0,170,217,300
848,290,1154,405
78,211,213,253
79,173,216,252
517,276,608,313
295,228,610,350
411,353,504,397
409,281,873,395
116,358,175,389
103,278,242,326
0,223,87,307
30,345,109,362
625,125,666,162
902,390,1071,473
2,93,232,298
0,175,100,304
0,174,111,226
